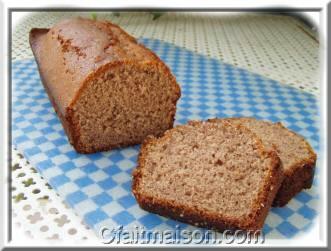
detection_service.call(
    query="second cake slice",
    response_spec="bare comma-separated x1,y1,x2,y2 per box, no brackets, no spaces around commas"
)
132,120,283,231
210,117,317,206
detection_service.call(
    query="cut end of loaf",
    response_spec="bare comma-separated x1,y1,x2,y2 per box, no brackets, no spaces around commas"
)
69,61,180,153
29,18,181,154
132,120,283,231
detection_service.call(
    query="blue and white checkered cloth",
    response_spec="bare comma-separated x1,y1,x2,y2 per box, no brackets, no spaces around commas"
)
12,38,319,240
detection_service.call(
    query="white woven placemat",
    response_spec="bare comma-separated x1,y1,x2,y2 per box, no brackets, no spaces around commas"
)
11,11,320,243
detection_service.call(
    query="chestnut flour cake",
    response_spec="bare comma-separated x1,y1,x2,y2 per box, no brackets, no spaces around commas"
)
132,120,283,231
212,117,317,206
29,18,181,153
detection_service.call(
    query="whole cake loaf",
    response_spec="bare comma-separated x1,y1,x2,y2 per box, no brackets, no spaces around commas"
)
29,18,181,153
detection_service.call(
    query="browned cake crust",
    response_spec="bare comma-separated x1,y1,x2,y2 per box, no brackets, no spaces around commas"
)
271,123,316,207
132,120,284,232
29,18,180,153
208,118,317,207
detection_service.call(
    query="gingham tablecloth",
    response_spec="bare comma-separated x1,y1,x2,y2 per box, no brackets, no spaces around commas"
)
12,38,320,241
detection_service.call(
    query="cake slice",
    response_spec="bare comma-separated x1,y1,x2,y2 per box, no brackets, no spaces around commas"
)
210,117,317,206
132,120,283,231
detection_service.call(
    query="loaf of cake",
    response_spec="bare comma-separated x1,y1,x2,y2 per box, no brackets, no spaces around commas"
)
132,120,283,231
211,117,316,206
29,18,181,153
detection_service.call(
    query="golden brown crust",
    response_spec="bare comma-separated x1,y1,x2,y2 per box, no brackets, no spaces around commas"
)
29,28,50,58
273,122,317,207
132,120,283,232
272,123,316,206
30,28,78,148
29,19,180,154
272,161,315,206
